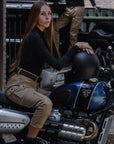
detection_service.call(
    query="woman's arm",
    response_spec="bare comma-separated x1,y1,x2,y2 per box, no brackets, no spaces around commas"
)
34,32,94,71
89,0,99,10
38,38,80,70
90,0,96,6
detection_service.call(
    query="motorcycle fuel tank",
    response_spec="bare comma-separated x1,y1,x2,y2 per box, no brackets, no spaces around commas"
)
50,80,110,111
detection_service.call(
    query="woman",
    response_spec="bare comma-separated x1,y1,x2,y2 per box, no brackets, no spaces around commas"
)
5,1,94,144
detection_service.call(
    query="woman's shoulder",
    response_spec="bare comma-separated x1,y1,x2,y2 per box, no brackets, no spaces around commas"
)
27,27,41,41
31,27,41,37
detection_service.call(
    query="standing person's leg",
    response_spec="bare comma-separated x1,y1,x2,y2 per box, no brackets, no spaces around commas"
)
69,7,85,49
54,12,70,49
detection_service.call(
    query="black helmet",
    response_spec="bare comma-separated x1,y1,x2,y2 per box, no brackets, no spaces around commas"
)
71,52,100,80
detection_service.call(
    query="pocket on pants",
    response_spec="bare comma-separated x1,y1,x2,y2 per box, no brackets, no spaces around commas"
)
5,84,29,104
5,85,20,96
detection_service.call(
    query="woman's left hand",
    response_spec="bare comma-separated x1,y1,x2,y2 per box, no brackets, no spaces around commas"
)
75,42,94,55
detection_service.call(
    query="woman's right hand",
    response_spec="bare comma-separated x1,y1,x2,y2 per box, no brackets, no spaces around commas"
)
75,42,94,55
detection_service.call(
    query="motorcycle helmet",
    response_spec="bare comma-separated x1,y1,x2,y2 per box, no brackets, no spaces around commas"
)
71,51,100,81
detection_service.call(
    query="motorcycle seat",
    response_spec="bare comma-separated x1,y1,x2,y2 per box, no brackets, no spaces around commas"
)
91,29,114,38
0,90,35,112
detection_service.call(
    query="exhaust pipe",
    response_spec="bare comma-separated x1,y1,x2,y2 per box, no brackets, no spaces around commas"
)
58,121,98,141
62,123,86,134
43,119,98,141
58,130,85,141
84,121,98,141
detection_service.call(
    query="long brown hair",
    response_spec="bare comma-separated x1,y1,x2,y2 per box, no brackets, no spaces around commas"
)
10,1,60,72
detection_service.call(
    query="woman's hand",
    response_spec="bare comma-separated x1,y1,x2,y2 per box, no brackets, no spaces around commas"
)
93,6,99,11
75,42,94,55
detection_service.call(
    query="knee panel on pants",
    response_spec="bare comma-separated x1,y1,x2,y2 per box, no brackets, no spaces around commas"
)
36,97,52,116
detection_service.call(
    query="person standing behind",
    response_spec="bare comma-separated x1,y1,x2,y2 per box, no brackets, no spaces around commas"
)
54,0,98,50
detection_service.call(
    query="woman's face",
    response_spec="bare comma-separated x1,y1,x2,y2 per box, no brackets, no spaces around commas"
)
37,5,52,31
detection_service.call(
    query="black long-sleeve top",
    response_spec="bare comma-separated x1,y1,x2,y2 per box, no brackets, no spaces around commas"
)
66,0,96,7
19,27,79,76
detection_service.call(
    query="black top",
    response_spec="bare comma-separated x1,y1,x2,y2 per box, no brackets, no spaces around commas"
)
19,27,79,76
66,0,96,7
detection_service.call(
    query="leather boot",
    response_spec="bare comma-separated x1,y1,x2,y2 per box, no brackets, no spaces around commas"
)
25,137,48,144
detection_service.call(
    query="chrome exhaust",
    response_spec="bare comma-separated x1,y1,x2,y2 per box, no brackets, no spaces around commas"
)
62,123,86,134
58,130,85,141
58,121,98,141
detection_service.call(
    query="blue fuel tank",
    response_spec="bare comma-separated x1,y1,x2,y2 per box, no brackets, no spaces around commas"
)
50,80,110,111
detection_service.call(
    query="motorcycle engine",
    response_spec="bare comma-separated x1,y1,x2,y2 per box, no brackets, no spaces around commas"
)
40,109,98,142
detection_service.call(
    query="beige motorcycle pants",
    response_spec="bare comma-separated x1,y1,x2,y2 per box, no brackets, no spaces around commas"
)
5,73,52,129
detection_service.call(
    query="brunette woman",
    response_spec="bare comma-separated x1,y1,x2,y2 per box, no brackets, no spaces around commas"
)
5,1,94,144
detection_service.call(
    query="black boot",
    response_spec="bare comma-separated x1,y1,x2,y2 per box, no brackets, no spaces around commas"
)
25,137,48,144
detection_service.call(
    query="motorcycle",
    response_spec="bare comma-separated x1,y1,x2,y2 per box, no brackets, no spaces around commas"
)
0,46,114,144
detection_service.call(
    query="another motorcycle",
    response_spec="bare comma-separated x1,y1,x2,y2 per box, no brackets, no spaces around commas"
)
0,47,114,144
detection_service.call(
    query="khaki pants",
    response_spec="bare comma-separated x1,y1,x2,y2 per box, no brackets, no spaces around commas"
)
54,6,85,49
5,74,52,129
